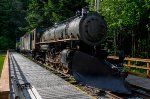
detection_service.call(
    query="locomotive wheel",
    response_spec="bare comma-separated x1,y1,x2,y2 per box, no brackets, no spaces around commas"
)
56,64,61,71
53,57,60,69
45,53,50,65
62,67,69,74
49,57,55,68
49,61,54,68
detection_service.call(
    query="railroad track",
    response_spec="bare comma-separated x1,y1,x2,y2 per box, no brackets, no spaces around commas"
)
22,53,150,99
130,84,150,99
9,52,42,99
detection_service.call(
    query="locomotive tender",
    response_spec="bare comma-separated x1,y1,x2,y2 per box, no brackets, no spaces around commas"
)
19,8,131,94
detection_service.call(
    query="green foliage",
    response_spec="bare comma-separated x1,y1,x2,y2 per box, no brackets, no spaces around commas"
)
0,53,5,76
86,0,95,11
131,68,146,75
25,0,43,29
24,0,88,31
87,0,150,58
0,0,29,49
0,36,15,50
0,37,9,50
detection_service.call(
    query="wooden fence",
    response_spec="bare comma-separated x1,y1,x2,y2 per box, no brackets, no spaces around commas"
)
0,51,10,99
107,56,150,77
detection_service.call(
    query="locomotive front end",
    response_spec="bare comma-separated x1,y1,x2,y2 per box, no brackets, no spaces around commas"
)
67,9,107,46
69,9,131,94
79,13,107,46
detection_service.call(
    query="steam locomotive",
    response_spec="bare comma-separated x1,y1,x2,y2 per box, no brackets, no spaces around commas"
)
19,8,131,94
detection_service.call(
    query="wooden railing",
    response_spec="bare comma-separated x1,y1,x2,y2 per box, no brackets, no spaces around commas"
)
107,56,150,77
0,51,10,99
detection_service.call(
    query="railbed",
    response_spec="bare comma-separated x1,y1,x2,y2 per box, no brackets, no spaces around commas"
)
9,52,93,99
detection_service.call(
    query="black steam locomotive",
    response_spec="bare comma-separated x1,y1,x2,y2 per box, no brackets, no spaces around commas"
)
19,8,131,94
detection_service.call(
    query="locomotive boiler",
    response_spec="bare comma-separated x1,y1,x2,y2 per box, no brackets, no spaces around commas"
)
19,8,131,94
41,10,106,46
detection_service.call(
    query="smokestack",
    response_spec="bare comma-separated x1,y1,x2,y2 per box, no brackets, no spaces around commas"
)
82,7,89,16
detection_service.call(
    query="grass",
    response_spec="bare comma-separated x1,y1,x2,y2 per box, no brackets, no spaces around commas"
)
0,53,5,77
124,66,148,77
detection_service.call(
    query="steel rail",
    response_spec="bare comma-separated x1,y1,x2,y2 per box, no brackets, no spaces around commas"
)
9,52,31,99
9,52,42,99
130,84,150,99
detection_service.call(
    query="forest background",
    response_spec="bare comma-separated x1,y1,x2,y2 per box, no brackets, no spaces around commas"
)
0,0,149,58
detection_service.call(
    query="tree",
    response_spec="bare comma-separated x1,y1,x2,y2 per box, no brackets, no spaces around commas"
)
0,0,30,49
25,0,87,30
87,0,150,57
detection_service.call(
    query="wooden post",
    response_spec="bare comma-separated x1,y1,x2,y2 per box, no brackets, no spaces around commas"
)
128,60,131,71
147,63,150,77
